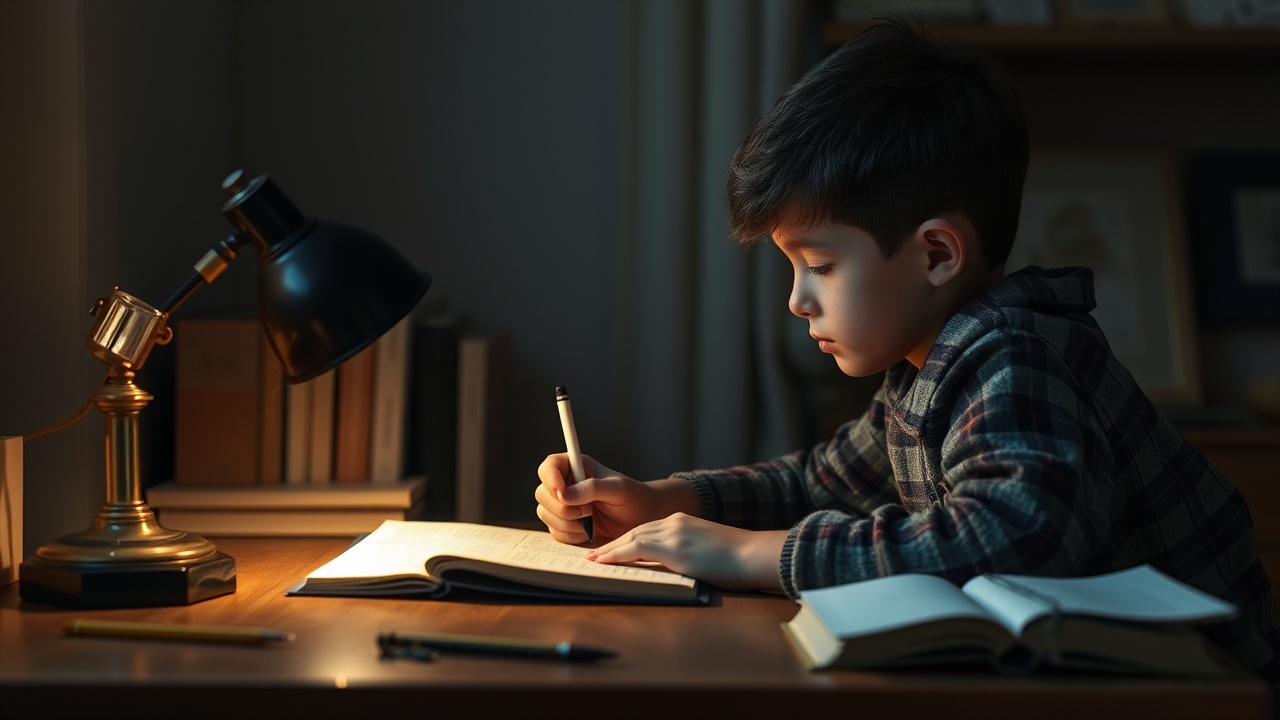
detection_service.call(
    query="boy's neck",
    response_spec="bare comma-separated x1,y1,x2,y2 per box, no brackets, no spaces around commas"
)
974,264,1007,296
906,264,1006,369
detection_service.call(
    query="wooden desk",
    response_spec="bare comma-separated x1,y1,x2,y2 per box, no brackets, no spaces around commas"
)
0,537,1269,720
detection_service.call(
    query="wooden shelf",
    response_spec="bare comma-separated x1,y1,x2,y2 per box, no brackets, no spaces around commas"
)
823,22,1280,61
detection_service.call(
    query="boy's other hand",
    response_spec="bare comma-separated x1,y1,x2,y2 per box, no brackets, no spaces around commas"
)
587,515,787,594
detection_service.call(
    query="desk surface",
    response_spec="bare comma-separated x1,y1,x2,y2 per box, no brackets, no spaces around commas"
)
0,537,1269,720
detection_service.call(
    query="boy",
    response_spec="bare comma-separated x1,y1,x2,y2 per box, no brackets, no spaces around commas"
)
534,17,1279,687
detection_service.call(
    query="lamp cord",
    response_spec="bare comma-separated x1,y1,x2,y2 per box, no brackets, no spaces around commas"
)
21,370,109,440
23,398,96,441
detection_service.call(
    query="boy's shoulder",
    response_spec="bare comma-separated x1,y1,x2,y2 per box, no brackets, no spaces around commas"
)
891,266,1117,422
929,266,1099,364
977,266,1097,325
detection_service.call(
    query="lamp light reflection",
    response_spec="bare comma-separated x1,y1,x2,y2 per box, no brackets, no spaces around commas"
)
281,263,309,295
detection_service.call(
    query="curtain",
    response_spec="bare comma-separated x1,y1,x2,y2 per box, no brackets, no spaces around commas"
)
612,0,808,479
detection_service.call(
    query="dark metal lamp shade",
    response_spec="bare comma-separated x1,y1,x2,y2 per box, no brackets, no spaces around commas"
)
221,172,431,383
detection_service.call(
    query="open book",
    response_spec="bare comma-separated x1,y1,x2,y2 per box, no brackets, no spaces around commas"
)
782,565,1237,677
287,520,709,605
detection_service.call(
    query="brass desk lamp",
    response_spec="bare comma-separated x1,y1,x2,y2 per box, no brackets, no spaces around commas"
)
18,170,431,608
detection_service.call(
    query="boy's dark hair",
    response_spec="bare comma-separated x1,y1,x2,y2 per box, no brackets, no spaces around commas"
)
726,16,1028,268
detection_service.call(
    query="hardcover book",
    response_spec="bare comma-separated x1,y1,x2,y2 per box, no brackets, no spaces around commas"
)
146,477,427,537
368,315,413,484
782,565,1237,677
333,344,376,483
287,519,709,605
307,369,337,484
407,311,466,520
283,378,312,485
0,436,20,588
174,317,265,485
147,477,425,509
454,330,509,523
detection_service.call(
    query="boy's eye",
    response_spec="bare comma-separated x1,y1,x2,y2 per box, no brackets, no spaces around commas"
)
806,264,833,276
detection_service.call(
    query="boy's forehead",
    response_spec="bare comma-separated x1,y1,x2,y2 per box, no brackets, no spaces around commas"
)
770,214,868,250
770,203,825,245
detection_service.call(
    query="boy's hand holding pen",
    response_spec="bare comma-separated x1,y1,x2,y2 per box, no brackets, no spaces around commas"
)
536,389,705,548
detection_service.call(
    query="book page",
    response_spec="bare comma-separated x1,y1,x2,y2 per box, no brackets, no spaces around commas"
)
302,521,440,583
963,565,1238,637
959,575,1053,636
800,574,998,640
423,523,696,589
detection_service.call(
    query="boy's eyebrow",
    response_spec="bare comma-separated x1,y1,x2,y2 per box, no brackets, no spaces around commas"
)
773,234,835,252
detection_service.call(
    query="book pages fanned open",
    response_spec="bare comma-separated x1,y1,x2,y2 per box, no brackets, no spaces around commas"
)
783,565,1236,677
288,520,709,605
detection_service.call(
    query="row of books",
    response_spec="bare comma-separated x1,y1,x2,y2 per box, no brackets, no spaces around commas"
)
160,300,509,534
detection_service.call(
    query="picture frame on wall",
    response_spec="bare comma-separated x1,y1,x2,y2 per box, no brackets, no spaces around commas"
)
1186,153,1280,327
1009,146,1201,406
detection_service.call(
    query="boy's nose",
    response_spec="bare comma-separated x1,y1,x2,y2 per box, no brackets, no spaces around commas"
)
789,288,816,318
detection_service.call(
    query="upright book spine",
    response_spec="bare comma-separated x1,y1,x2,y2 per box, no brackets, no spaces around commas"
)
307,369,337,484
368,316,413,484
257,332,286,485
283,378,312,485
454,330,509,523
408,312,465,521
174,317,264,485
0,435,22,588
333,345,376,484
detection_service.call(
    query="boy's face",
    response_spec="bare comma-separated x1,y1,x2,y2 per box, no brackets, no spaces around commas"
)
772,214,938,376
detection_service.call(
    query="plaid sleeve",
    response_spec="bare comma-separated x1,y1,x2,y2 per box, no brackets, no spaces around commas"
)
780,329,1104,598
674,385,902,531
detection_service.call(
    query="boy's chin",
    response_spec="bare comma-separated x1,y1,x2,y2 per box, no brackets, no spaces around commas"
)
833,356,887,378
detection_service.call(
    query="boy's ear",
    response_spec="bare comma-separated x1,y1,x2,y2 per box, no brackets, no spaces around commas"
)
915,217,968,287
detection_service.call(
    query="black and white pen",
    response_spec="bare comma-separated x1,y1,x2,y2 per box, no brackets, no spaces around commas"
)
380,631,615,662
555,385,594,541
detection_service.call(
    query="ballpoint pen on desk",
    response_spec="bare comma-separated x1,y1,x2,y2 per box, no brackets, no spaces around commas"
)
379,637,437,662
380,630,616,662
555,385,594,541
63,618,295,646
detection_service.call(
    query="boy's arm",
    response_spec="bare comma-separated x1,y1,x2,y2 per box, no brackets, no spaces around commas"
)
779,341,1100,599
672,384,902,529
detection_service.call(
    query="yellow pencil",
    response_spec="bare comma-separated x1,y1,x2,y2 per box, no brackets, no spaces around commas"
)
63,618,294,645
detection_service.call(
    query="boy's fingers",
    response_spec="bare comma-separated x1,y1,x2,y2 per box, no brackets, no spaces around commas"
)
534,484,590,519
587,532,643,564
536,504,591,539
536,454,575,493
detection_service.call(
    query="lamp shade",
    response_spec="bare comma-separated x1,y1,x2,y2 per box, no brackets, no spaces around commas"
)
221,172,431,383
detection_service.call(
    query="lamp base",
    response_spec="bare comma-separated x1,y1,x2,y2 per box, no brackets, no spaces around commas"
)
18,552,236,609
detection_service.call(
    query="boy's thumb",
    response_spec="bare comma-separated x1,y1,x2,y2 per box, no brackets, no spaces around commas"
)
564,476,628,505
561,480,592,505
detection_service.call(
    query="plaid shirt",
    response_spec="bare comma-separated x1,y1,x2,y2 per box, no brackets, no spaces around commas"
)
677,265,1279,683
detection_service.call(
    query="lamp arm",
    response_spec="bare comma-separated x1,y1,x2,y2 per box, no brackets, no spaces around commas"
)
159,232,248,314
28,231,249,442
